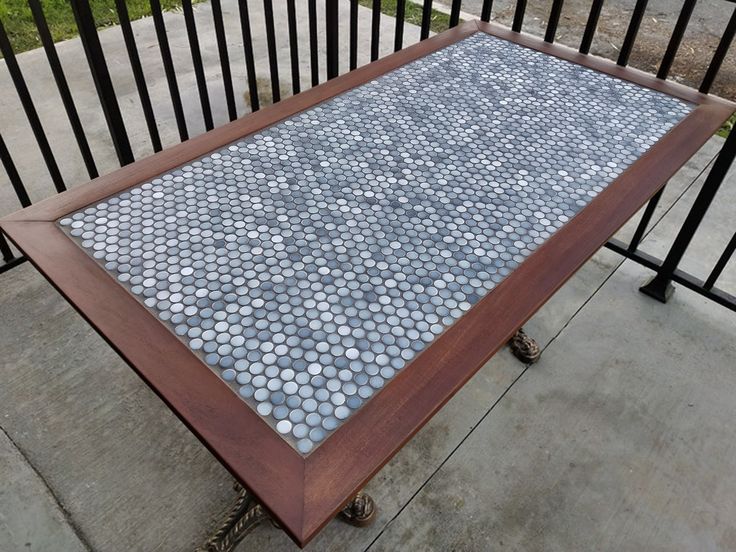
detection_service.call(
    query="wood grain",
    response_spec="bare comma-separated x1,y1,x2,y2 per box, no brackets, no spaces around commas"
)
2,20,733,547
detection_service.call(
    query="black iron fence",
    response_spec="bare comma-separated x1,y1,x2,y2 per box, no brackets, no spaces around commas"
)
0,0,735,312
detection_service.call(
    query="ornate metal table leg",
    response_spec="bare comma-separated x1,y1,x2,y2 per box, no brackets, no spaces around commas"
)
508,327,541,364
339,491,377,527
196,483,271,552
198,485,377,550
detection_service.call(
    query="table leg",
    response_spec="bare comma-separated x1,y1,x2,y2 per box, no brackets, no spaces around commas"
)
197,485,377,551
196,483,271,552
508,327,541,364
339,491,377,527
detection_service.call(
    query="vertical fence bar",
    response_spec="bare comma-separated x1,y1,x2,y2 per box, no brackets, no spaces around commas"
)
371,0,382,61
70,0,134,166
350,0,359,70
287,0,301,92
0,134,32,208
182,0,214,130
0,19,66,193
640,125,736,302
308,0,319,86
326,0,339,80
420,0,433,40
481,0,493,23
30,0,98,178
512,0,527,32
238,0,260,112
0,233,15,264
115,0,162,153
395,0,406,51
450,0,462,28
627,188,664,252
700,6,736,94
617,0,648,66
211,0,238,121
704,232,736,290
545,0,565,43
656,0,696,80
262,0,281,102
151,0,188,141
579,0,604,54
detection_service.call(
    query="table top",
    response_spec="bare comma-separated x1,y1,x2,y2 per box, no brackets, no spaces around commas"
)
62,31,689,454
2,21,732,547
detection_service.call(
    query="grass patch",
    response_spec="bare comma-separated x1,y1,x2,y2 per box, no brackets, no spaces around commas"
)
0,0,191,56
357,0,454,35
717,112,736,138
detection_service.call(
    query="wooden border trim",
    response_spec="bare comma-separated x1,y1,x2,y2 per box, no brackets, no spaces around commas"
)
2,20,734,546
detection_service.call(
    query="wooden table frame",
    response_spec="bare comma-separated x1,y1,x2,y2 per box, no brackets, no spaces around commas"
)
2,20,733,547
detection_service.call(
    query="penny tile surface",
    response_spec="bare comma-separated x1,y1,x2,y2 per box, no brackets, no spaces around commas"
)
59,33,692,454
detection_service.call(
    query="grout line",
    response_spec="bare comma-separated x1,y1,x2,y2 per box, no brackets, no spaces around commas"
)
0,424,94,552
362,144,720,550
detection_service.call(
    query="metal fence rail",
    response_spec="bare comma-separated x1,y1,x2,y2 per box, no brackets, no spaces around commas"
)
0,0,735,312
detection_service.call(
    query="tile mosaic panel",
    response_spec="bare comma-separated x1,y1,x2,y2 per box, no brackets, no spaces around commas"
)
60,33,692,453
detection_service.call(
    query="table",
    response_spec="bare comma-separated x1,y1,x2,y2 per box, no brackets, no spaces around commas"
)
2,20,732,549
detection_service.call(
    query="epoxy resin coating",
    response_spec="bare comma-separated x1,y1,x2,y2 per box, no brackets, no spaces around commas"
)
60,34,692,454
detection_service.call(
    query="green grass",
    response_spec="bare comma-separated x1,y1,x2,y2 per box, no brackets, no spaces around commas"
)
0,0,189,55
717,112,736,138
357,0,454,35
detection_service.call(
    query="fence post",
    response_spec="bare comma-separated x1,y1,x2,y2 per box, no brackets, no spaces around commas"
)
0,18,66,193
700,7,736,94
69,0,134,166
639,125,736,302
326,0,339,79
0,233,15,264
0,134,31,207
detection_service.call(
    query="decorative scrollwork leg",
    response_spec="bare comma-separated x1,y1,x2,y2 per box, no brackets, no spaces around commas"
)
196,483,271,552
508,328,541,364
339,491,377,527
198,485,378,550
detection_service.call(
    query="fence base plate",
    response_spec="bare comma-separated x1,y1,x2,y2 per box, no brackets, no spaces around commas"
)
639,275,675,303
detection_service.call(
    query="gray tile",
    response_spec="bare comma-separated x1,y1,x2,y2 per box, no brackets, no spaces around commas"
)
60,33,690,453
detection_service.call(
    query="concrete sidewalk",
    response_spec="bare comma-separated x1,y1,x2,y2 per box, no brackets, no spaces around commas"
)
1,2,735,551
